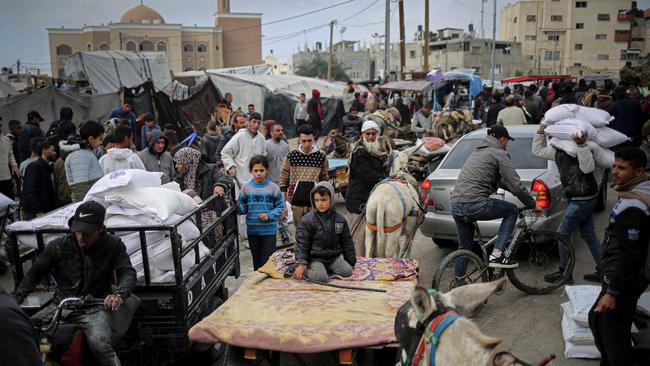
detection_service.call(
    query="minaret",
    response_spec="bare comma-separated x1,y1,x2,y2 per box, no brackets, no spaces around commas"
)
217,0,230,13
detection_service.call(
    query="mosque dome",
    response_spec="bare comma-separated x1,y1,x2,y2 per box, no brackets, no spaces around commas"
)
120,4,165,24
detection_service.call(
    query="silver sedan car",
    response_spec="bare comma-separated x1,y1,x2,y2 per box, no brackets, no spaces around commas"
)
419,125,607,247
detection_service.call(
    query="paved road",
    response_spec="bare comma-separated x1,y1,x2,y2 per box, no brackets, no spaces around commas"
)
3,187,647,365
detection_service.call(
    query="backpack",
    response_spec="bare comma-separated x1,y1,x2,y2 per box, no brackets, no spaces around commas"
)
618,190,650,280
45,121,67,147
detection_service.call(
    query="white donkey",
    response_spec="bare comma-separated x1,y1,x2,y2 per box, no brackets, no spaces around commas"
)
395,280,505,366
364,151,421,259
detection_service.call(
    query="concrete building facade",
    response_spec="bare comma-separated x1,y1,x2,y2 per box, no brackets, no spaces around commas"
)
291,40,373,82
47,0,261,78
500,0,643,77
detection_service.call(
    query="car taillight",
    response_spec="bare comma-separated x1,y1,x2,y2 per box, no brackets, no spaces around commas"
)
531,179,550,208
420,180,433,206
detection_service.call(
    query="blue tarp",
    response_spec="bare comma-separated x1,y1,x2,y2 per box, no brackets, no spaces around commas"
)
439,71,482,97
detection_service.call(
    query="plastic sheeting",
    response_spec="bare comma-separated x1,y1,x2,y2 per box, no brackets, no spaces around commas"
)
0,86,119,132
0,79,18,98
64,51,173,95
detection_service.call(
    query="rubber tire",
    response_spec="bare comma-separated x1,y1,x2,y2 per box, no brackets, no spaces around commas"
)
432,249,489,318
433,238,457,248
506,230,574,295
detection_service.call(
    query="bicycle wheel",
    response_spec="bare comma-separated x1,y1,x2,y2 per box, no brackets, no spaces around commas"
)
433,250,490,317
506,229,574,295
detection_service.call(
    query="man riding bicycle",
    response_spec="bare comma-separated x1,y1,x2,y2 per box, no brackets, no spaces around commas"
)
450,125,543,280
13,201,136,366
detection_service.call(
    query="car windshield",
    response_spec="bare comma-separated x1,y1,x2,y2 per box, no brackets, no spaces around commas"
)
440,137,547,169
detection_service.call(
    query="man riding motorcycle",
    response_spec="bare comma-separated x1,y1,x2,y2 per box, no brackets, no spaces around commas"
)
13,201,136,366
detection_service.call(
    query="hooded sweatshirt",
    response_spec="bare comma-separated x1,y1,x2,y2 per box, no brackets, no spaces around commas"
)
49,107,77,139
294,181,356,266
449,135,536,209
137,130,175,184
99,147,146,175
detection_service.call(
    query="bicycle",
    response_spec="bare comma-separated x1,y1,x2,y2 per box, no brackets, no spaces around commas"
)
432,208,575,298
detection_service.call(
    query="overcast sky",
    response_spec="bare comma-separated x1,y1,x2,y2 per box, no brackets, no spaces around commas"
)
2,0,649,75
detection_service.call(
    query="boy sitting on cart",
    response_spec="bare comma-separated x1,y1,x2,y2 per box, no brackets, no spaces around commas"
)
293,181,356,282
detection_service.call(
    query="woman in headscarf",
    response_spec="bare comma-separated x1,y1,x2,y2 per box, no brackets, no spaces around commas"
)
173,147,233,246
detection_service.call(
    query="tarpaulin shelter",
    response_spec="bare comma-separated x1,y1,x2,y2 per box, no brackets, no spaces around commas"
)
0,79,18,98
167,64,274,100
206,73,345,138
64,51,173,95
379,80,436,93
0,86,119,133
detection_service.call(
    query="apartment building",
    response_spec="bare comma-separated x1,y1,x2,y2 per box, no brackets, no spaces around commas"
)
500,0,643,77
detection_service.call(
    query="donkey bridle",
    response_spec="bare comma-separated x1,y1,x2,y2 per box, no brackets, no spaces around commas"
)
397,289,459,366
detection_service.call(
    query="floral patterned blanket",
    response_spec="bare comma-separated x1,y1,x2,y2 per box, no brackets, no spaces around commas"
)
188,254,419,353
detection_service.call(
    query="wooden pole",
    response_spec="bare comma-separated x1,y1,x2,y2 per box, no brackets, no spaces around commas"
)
399,0,406,80
423,0,429,72
327,20,335,80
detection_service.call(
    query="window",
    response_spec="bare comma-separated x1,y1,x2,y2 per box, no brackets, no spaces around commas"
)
513,16,518,23
86,44,92,51
548,35,560,41
575,1,587,8
574,63,582,67
125,41,136,51
575,43,583,50
472,46,481,54
183,44,194,52
597,14,610,21
551,15,563,21
494,64,502,74
526,54,535,60
139,41,154,51
157,41,167,52
525,35,536,41
56,44,72,56
99,43,110,51
197,44,207,53
184,67,194,71
526,15,536,22
596,34,607,40
440,138,545,169
576,23,584,29
597,54,609,60
544,50,560,60
409,50,416,58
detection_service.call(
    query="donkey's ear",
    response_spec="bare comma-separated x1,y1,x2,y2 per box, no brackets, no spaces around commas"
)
410,286,433,318
441,278,505,315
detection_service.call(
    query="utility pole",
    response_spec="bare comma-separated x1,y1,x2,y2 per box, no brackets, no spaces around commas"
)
552,38,558,75
16,59,20,79
490,0,497,88
423,0,429,72
327,20,335,80
481,0,486,39
385,0,390,80
398,0,405,80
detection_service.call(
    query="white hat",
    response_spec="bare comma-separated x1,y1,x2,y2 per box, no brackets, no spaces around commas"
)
361,121,379,133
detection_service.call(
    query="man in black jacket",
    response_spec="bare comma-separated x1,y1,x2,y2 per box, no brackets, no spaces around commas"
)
588,147,650,366
294,181,356,282
484,93,505,127
13,201,136,366
22,140,57,220
0,287,40,366
345,121,390,255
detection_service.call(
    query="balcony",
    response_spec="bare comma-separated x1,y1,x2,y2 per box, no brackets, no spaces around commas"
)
618,11,635,21
614,30,631,42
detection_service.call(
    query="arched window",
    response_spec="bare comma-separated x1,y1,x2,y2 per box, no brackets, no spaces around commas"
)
99,43,110,51
184,67,194,71
86,43,92,51
157,41,167,52
139,41,154,51
183,44,194,52
197,44,207,53
56,44,72,56
125,41,136,51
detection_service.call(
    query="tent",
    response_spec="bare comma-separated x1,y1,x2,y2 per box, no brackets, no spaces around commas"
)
207,73,345,138
379,80,436,93
0,86,119,132
0,79,18,98
64,51,173,95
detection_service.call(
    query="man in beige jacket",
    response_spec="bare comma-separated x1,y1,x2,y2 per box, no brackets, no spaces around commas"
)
496,95,527,126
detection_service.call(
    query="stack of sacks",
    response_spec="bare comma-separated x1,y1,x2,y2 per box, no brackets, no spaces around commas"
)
543,104,628,169
9,202,83,248
9,170,210,284
561,285,639,359
84,169,209,282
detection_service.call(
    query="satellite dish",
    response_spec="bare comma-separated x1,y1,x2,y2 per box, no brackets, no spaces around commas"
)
340,26,347,33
